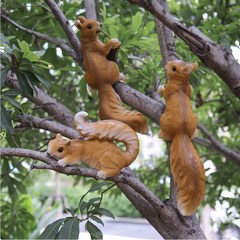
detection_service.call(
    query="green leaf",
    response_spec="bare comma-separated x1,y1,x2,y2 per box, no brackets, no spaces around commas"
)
86,221,103,240
89,216,104,226
89,182,110,193
94,207,115,219
17,40,40,61
1,67,10,87
33,50,45,57
65,207,78,217
87,197,101,211
0,104,14,135
4,96,23,110
34,73,51,89
79,200,88,215
131,12,142,32
38,218,65,239
10,177,27,194
57,218,79,239
16,71,33,95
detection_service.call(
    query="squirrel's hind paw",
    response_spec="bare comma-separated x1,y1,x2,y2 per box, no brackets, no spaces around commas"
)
97,171,108,179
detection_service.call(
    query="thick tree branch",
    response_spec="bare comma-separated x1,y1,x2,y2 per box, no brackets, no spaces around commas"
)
113,82,165,124
154,0,177,68
0,148,54,165
44,0,83,68
1,147,165,214
127,0,240,99
83,0,97,20
0,13,77,61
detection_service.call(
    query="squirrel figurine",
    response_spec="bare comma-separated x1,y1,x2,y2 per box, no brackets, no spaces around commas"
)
47,111,139,179
75,16,148,134
159,60,205,216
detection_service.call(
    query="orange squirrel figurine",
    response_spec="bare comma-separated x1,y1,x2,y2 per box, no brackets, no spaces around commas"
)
75,16,148,134
159,60,205,216
47,111,139,178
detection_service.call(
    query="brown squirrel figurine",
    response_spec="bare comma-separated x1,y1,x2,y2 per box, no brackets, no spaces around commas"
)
47,111,139,178
75,16,148,134
159,60,205,216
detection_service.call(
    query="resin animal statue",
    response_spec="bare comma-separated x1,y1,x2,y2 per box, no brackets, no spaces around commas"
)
159,60,205,216
47,111,139,179
75,16,148,134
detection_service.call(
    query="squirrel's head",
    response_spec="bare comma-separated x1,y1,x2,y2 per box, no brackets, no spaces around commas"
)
75,16,102,42
166,60,198,82
47,133,71,159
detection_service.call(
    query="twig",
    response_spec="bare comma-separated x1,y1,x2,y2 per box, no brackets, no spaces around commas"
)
198,123,240,166
0,13,76,61
17,114,79,139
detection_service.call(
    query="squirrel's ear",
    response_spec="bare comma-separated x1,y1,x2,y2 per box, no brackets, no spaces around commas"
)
56,133,62,139
191,62,198,72
66,140,71,146
181,62,198,74
78,16,86,23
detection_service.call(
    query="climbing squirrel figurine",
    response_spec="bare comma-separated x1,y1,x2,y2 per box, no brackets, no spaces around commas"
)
159,60,205,216
75,16,148,134
47,111,139,179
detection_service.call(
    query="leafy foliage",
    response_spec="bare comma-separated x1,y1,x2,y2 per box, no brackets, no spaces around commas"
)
1,0,240,237
0,33,52,134
38,182,115,240
1,194,36,239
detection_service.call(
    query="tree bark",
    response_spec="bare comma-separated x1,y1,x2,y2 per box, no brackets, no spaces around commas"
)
3,1,240,238
127,0,240,99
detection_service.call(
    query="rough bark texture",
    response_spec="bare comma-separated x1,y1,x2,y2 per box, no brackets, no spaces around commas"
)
127,0,240,99
2,0,240,239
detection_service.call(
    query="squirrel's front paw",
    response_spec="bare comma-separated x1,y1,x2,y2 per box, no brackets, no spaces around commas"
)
58,159,67,167
110,38,121,49
158,85,165,93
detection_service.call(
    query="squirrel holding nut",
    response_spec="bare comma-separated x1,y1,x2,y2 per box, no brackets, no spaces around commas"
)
75,16,148,134
159,60,205,216
47,111,139,179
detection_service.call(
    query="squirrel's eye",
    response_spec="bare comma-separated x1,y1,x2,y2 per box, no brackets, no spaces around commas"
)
172,66,177,71
100,23,102,28
58,147,64,153
87,24,92,29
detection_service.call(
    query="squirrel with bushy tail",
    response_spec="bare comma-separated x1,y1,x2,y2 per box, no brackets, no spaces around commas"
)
75,16,148,134
159,60,205,216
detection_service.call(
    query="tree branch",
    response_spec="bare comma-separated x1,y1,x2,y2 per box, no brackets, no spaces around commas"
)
0,147,165,214
198,123,240,166
5,75,75,128
113,82,165,124
127,0,240,99
83,0,97,20
17,114,79,139
44,0,83,68
0,13,77,61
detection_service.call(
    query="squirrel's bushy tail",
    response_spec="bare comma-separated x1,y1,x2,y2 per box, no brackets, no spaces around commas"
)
74,111,139,163
170,133,205,216
98,85,149,135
